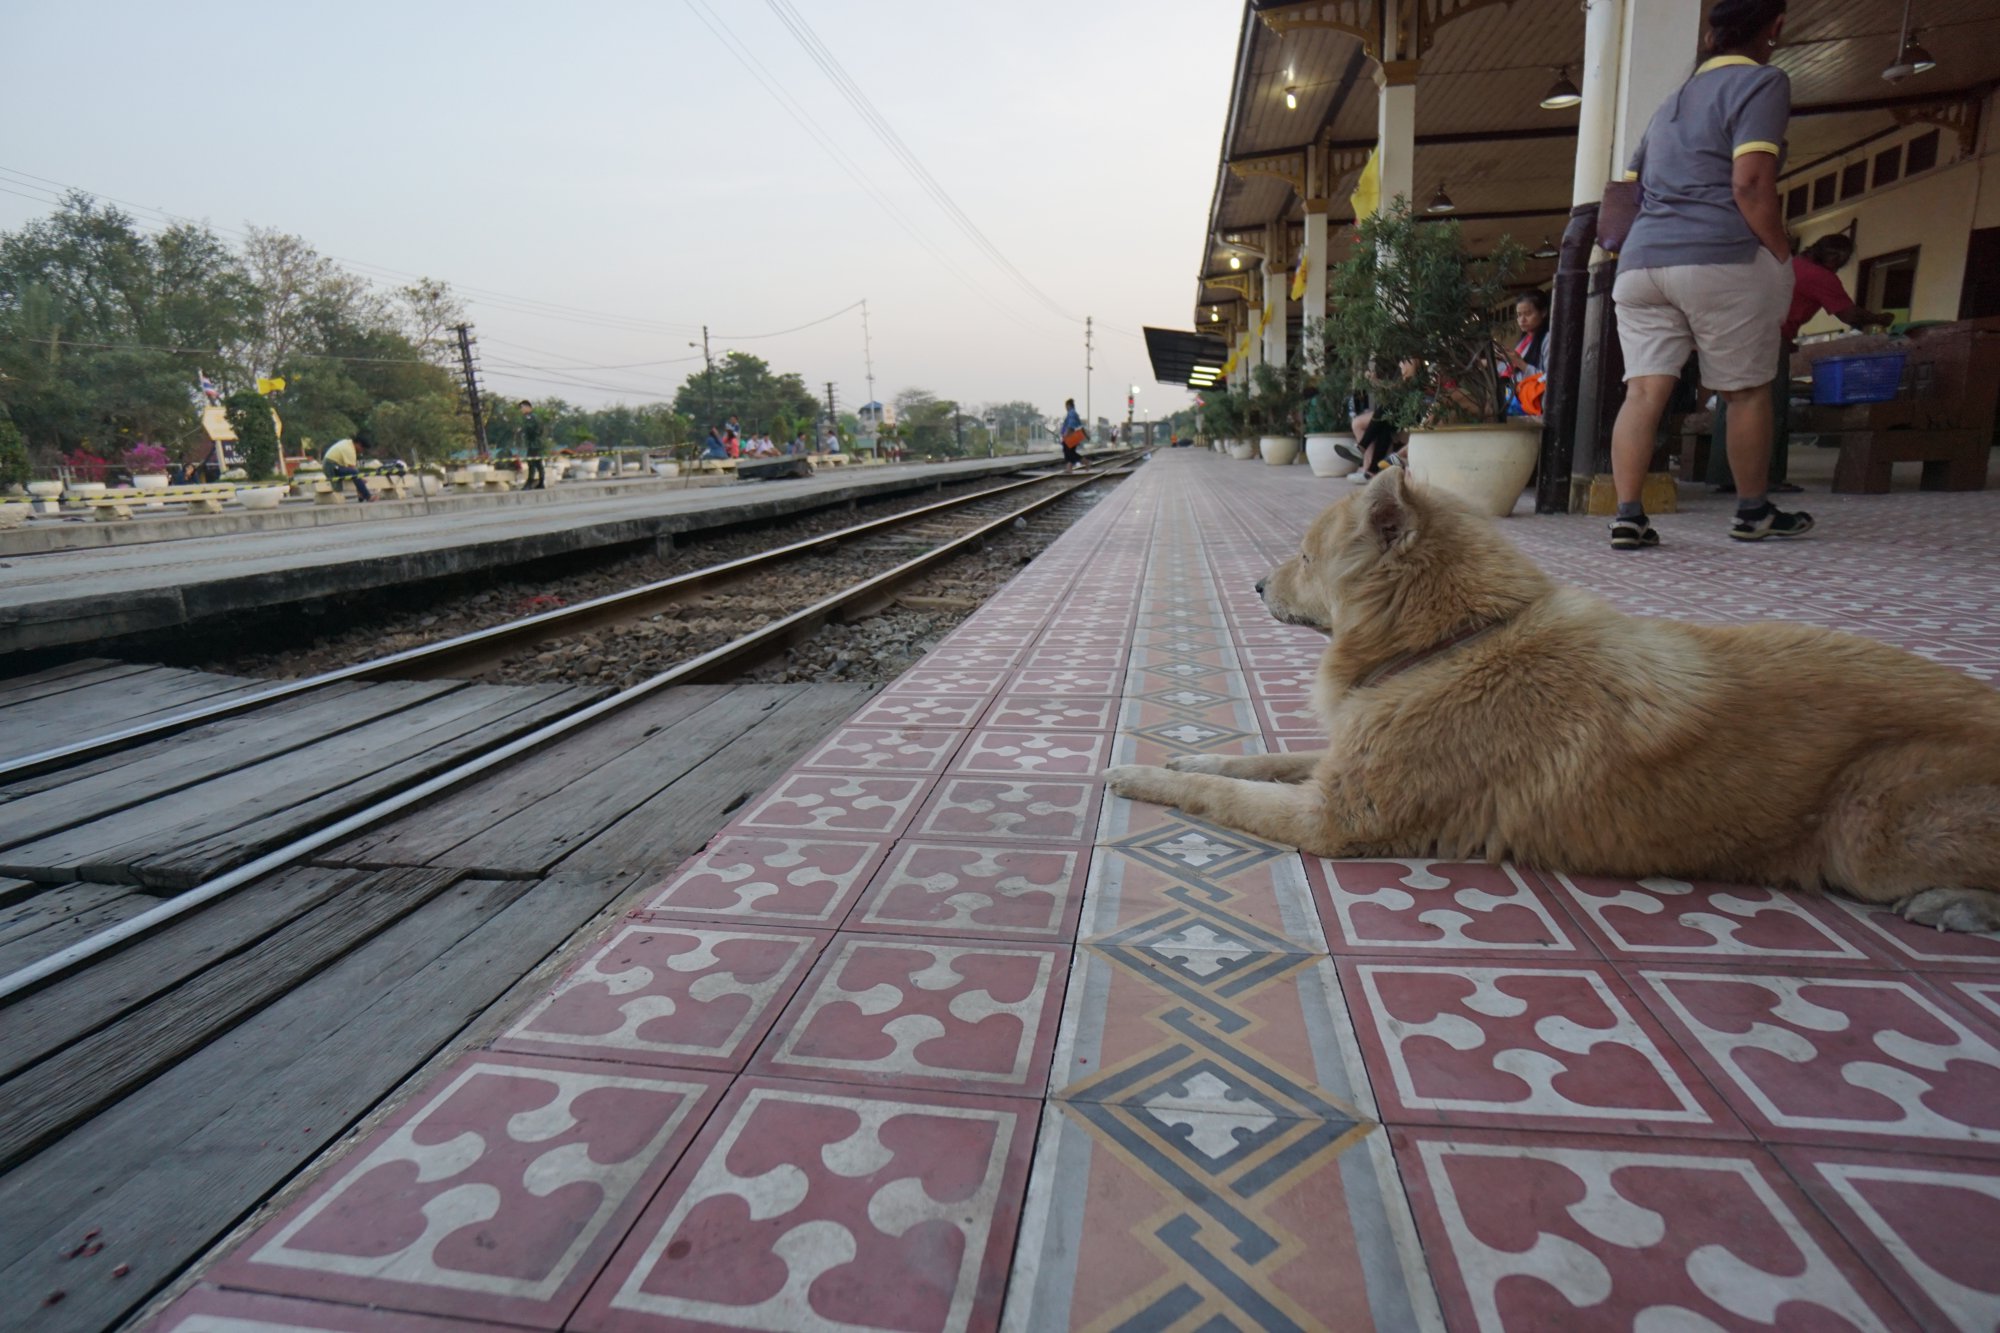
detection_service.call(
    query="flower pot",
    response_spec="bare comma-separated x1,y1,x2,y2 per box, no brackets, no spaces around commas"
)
70,481,106,498
237,485,286,510
1227,439,1257,460
131,473,169,492
27,480,63,499
651,461,680,477
466,463,491,480
416,474,446,496
1259,435,1302,467
1405,422,1540,517
1305,434,1358,477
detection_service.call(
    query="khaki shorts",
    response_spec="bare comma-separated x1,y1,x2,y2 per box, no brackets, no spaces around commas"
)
1614,248,1793,391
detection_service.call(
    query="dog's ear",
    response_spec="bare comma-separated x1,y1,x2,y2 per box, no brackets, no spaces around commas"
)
1364,467,1420,552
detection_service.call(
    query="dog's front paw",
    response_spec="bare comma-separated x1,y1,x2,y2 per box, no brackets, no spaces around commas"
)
1897,887,2000,934
1102,764,1172,803
1165,753,1229,774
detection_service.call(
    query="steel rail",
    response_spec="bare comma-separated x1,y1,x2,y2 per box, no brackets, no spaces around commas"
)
0,454,1136,784
0,464,1128,1002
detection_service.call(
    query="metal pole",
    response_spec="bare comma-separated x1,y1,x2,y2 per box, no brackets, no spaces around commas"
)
1085,316,1094,432
455,323,487,456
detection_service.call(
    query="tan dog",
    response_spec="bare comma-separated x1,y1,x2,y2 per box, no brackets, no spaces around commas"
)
1104,468,2000,931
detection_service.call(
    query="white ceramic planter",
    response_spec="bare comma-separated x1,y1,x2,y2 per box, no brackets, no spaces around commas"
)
70,481,106,498
416,474,446,495
131,473,169,492
1305,434,1358,477
1405,423,1541,517
651,462,680,477
466,463,492,480
1259,435,1302,467
27,480,63,498
237,485,286,510
1227,439,1257,460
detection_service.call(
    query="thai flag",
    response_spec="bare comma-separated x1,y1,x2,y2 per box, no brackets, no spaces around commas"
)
198,372,219,402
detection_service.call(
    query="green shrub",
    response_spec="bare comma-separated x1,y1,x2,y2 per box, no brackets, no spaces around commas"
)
225,390,283,478
0,415,28,488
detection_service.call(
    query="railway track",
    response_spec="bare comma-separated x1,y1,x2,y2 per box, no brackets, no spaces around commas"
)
0,449,1141,1001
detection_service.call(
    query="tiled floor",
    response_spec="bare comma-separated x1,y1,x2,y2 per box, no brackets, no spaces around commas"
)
150,452,2000,1332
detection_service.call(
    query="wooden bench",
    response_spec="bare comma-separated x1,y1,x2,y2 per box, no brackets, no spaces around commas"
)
1792,325,1999,494
84,486,237,520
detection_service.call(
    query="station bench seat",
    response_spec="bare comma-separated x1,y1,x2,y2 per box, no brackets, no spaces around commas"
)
84,485,238,520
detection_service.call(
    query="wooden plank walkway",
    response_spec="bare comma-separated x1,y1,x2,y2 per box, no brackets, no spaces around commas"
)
0,665,875,1332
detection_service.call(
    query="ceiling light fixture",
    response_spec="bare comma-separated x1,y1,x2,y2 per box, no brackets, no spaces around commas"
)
1427,183,1457,214
1533,236,1559,259
1229,254,1242,269
1285,86,1299,110
1210,307,1221,322
1883,1,1938,80
1539,67,1582,110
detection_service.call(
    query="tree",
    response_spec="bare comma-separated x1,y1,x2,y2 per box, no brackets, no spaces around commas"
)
224,389,282,478
0,414,28,487
894,388,958,456
236,226,380,379
368,392,468,463
985,400,1042,452
673,351,819,434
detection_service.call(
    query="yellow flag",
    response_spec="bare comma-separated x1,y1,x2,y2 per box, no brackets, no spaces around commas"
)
257,376,287,395
1290,253,1309,302
1350,147,1381,220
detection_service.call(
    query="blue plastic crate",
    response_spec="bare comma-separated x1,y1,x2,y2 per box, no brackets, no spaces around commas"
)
1811,351,1907,406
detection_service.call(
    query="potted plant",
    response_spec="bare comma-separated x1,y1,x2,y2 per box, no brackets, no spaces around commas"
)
1246,363,1305,466
1207,387,1256,459
1300,363,1356,478
1325,200,1535,514
123,441,171,492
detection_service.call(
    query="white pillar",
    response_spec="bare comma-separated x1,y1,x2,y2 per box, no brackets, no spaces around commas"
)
1613,0,1702,172
1375,67,1418,211
1570,0,1625,205
1244,306,1264,377
1263,263,1288,368
1302,207,1329,333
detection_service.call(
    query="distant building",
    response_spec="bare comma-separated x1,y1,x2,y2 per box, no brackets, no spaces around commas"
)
857,400,897,431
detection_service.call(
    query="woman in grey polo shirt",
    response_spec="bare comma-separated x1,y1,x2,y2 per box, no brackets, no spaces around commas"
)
1608,0,1807,549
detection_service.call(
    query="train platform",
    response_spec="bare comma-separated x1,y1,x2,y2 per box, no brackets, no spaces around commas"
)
112,450,2000,1331
0,453,1061,657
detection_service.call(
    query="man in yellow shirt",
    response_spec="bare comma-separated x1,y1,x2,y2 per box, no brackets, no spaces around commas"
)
322,436,375,503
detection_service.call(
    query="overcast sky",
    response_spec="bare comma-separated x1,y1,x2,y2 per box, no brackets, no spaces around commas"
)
3,0,1237,421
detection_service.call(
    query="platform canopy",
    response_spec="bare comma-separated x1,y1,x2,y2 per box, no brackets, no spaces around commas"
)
1143,326,1233,390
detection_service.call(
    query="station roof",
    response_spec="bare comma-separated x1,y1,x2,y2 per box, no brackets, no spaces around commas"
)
1142,326,1233,388
1197,0,2000,323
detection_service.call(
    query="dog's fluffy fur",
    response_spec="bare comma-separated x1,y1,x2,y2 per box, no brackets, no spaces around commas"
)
1104,468,2000,931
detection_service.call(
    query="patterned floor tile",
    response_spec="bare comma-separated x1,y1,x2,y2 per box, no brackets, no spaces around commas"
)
1237,643,1330,670
1547,872,1881,965
1636,968,2000,1153
209,1054,726,1326
1081,840,1328,955
1245,665,1316,697
845,694,991,729
728,772,928,839
1253,696,1322,735
1310,860,1590,958
493,922,826,1072
570,1077,1034,1333
920,646,1026,670
978,694,1119,732
1021,644,1126,670
1002,1102,1441,1333
141,1287,520,1333
797,726,966,774
1953,979,2000,1031
881,667,1011,696
1050,945,1378,1121
1397,1129,1911,1332
635,834,885,927
1007,667,1123,695
949,729,1110,777
1821,895,2000,973
749,934,1068,1095
846,841,1087,942
910,776,1102,845
1777,1144,2000,1333
1341,960,1743,1135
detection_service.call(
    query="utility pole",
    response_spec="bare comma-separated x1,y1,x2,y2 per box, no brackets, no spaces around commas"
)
1085,316,1094,432
824,381,838,447
861,300,878,453
952,402,963,455
454,323,488,457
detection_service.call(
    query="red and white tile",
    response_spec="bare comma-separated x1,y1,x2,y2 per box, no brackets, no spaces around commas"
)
846,694,991,729
1779,1144,2000,1333
1020,644,1125,670
881,667,1011,697
1822,895,2000,973
1007,667,1123,695
636,835,884,927
949,729,1111,777
572,1078,1034,1333
728,772,928,838
1549,872,1879,965
1341,960,1740,1135
910,776,1101,845
1638,968,2000,1153
141,1287,521,1333
847,842,1086,941
1309,860,1589,957
494,923,825,1071
750,934,1067,1095
1398,1129,1908,1332
797,726,965,774
211,1054,725,1326
978,694,1119,732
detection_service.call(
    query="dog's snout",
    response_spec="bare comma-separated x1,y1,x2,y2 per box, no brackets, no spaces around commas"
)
1255,578,1267,596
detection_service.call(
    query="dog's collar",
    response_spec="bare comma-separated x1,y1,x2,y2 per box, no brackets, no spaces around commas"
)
1353,621,1506,690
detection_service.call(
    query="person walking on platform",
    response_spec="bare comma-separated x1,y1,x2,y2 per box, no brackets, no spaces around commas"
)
322,435,374,503
518,400,546,489
1607,0,1806,550
1060,398,1086,472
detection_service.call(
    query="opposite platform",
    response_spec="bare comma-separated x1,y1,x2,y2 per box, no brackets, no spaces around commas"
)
141,451,2000,1333
0,453,1058,656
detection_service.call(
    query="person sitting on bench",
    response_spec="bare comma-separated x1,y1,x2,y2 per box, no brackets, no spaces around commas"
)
322,435,375,503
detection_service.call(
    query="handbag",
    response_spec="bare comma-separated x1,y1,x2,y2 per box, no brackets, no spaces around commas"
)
1596,179,1642,255
1062,428,1087,448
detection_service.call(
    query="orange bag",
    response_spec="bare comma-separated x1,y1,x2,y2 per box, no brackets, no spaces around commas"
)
1062,428,1087,448
1513,372,1547,416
